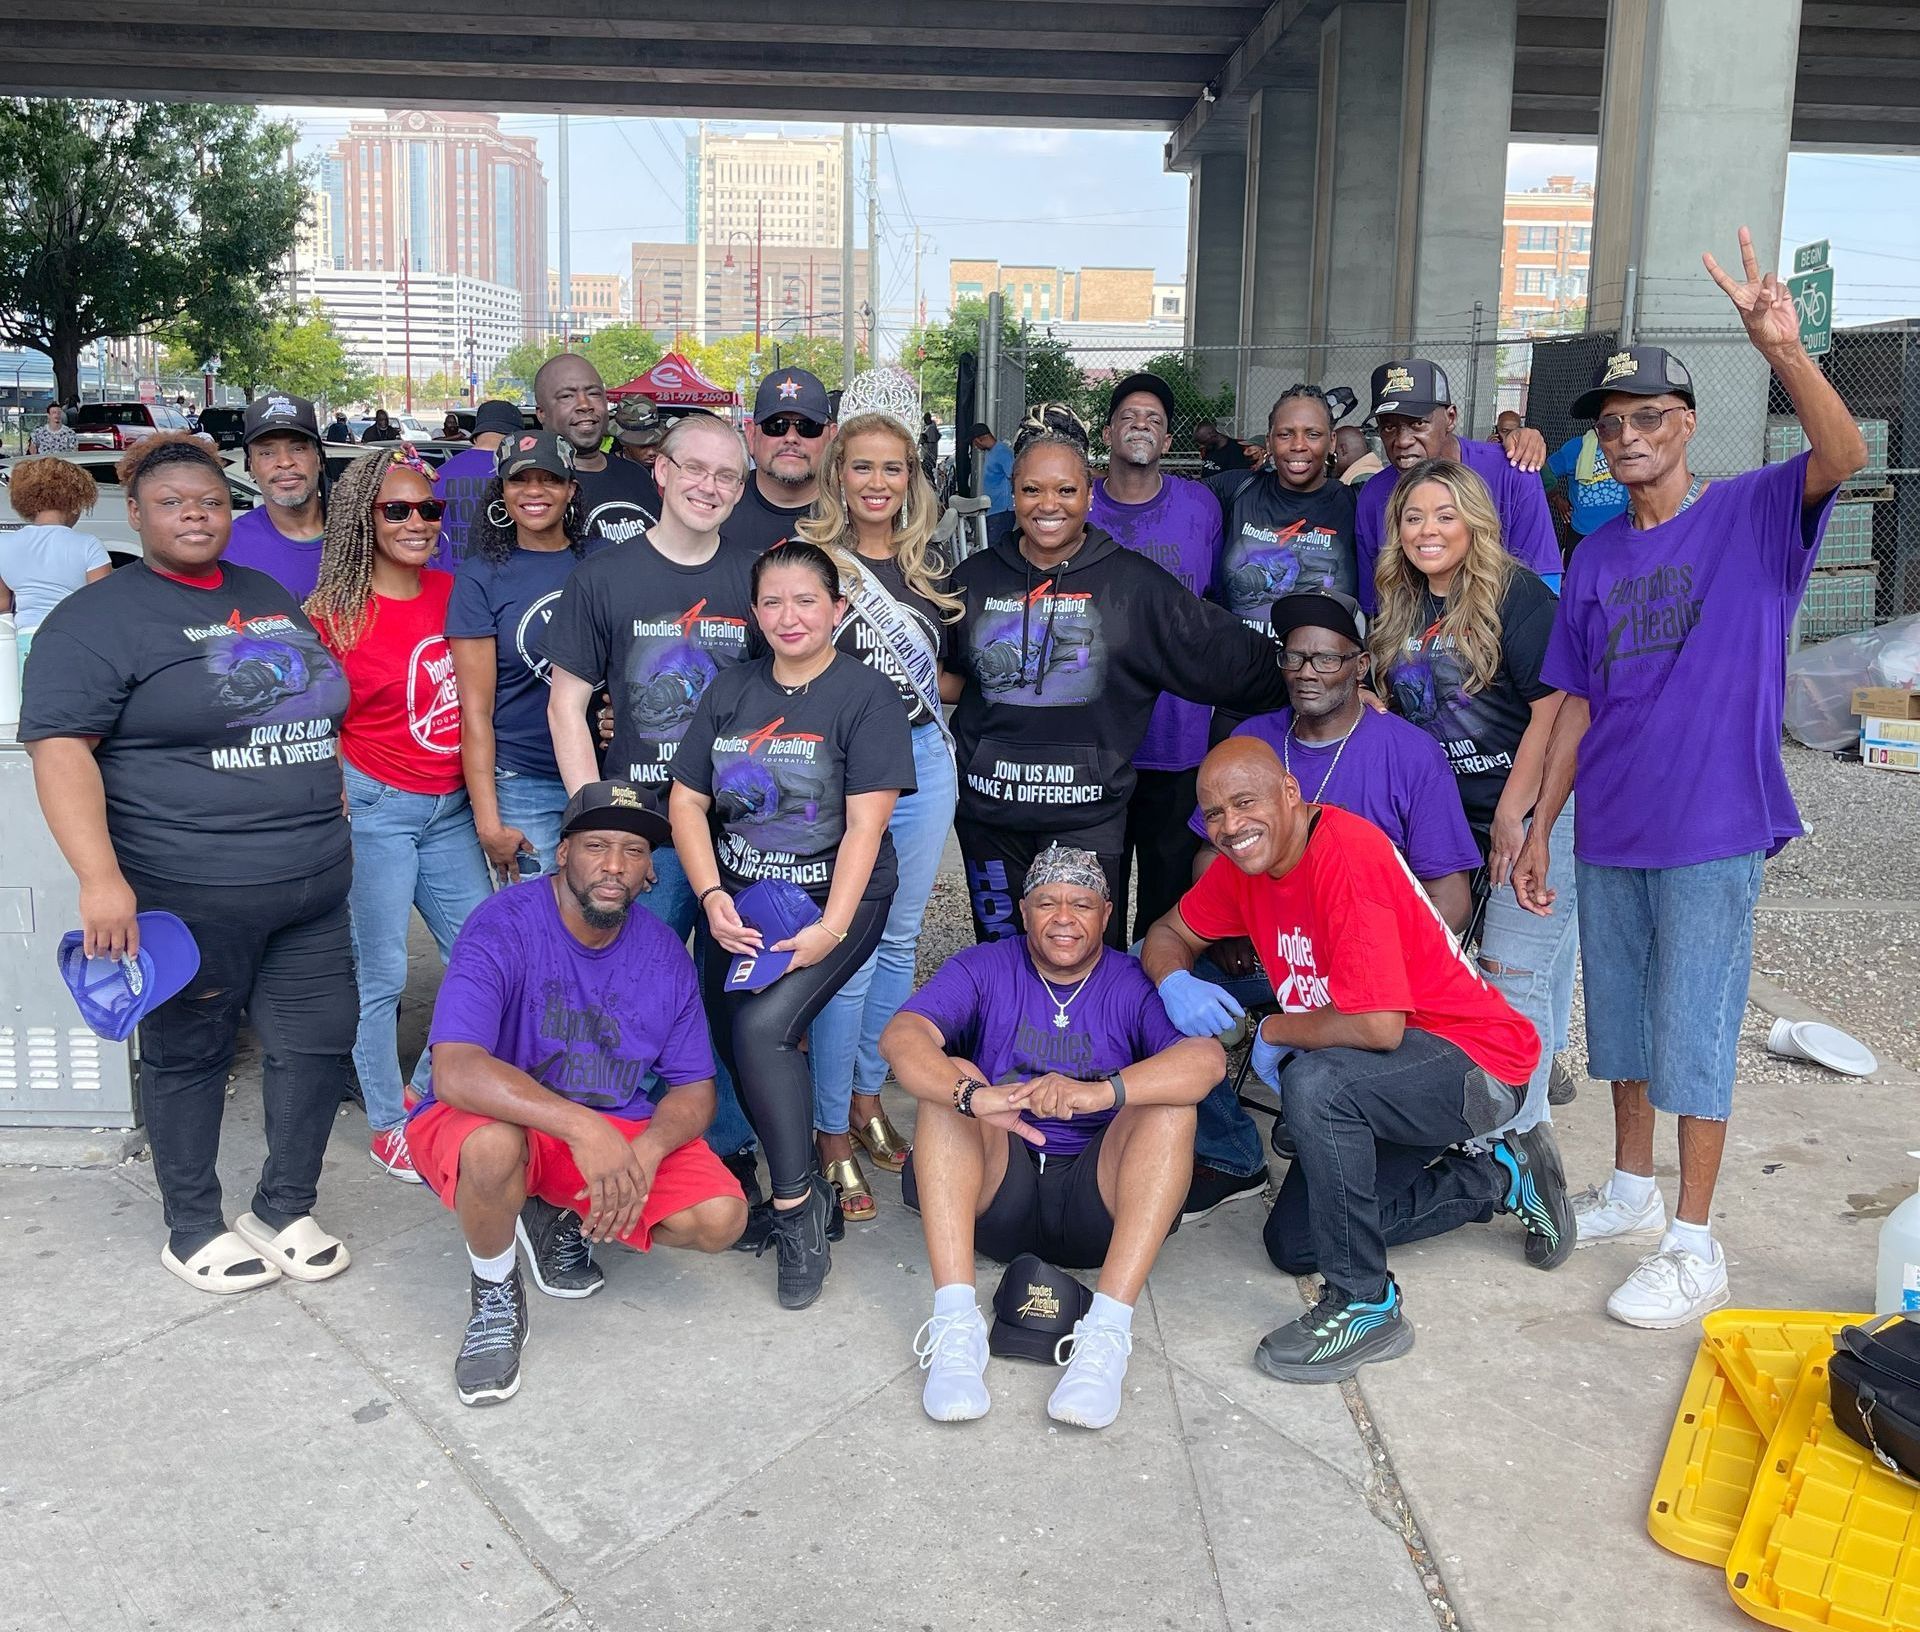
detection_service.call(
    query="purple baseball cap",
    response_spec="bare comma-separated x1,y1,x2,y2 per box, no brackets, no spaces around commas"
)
57,912,201,1041
723,879,823,993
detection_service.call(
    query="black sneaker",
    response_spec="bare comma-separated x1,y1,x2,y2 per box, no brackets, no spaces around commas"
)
760,1177,834,1310
721,1146,764,1210
1493,1122,1575,1271
455,1269,528,1407
1254,1278,1414,1383
1182,1162,1270,1222
1547,1055,1578,1106
732,1172,844,1254
1270,1117,1297,1163
514,1196,604,1299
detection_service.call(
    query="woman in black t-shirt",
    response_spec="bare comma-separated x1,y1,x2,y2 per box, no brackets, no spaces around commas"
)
1370,456,1573,1135
669,540,915,1309
19,434,358,1295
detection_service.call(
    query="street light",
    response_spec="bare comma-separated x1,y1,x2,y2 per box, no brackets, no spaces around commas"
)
718,199,766,349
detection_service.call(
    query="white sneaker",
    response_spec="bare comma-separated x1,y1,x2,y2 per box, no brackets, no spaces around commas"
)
1605,1243,1730,1330
1572,1180,1666,1247
1047,1320,1133,1430
914,1307,990,1422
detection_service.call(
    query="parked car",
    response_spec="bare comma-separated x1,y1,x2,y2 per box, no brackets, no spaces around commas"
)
67,400,197,451
198,406,247,450
1,448,263,565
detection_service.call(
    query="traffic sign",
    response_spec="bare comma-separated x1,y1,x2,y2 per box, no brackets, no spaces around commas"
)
1792,239,1830,276
1788,265,1834,357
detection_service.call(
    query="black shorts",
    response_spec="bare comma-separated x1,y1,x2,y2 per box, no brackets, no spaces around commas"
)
905,1124,1116,1270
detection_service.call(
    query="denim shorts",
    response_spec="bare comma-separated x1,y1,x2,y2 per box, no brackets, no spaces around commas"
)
1575,851,1765,1121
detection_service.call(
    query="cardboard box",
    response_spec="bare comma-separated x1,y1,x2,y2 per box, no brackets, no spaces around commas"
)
1862,716,1920,773
1853,686,1920,721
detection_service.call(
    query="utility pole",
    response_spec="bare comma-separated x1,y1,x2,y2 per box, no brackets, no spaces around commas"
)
840,122,855,383
913,225,923,331
401,234,413,413
695,120,708,347
557,114,572,345
865,124,880,367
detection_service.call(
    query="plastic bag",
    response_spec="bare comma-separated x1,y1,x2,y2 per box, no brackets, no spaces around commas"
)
1785,612,1920,751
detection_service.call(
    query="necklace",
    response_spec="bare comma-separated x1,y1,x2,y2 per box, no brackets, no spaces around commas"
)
774,651,834,696
1629,477,1704,530
1283,710,1363,804
1040,960,1099,1030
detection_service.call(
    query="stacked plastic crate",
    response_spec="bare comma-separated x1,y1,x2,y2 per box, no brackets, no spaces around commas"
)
1768,416,1891,642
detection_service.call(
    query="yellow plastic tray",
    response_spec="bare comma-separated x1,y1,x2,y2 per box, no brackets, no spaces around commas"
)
1704,1309,1863,1435
1649,1340,1771,1566
1726,1352,1920,1632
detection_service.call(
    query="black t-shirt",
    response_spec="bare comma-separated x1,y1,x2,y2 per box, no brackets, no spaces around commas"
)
672,653,916,903
19,561,351,884
1200,439,1253,477
720,477,812,555
538,537,757,812
1383,568,1559,831
1207,471,1360,624
574,457,661,549
830,554,956,729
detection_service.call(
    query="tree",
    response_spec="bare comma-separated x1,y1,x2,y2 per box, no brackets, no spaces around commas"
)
0,99,304,402
1134,350,1236,450
163,303,371,405
582,324,665,390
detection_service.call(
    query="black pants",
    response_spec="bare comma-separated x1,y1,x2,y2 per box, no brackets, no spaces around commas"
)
1261,1031,1519,1303
125,856,358,1246
954,815,1128,948
701,893,890,1203
1122,766,1200,944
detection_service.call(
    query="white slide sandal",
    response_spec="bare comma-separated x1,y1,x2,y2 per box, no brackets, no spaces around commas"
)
233,1213,352,1283
160,1231,283,1295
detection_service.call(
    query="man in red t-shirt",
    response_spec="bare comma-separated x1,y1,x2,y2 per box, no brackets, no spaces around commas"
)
1143,738,1573,1383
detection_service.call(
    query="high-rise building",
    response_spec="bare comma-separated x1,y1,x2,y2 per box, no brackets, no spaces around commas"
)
1499,175,1594,333
686,130,844,249
631,242,869,344
322,110,548,333
547,271,626,335
285,264,524,385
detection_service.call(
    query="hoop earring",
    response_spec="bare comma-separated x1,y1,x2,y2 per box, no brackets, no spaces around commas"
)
487,499,511,527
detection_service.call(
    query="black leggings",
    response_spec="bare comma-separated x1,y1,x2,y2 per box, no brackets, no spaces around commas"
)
701,894,891,1203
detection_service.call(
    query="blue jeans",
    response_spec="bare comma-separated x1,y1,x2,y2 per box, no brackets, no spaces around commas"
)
343,763,494,1132
808,723,958,1133
493,765,569,876
1479,802,1578,1138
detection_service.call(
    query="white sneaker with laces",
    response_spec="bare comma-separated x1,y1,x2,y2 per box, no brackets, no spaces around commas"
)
1605,1243,1730,1329
1572,1180,1666,1247
914,1308,990,1422
1047,1319,1134,1430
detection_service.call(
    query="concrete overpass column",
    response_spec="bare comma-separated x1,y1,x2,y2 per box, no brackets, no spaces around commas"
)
1238,85,1319,436
1183,149,1247,402
1589,0,1801,474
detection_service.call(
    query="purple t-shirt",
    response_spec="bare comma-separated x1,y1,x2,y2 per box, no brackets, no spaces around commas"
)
420,876,714,1122
1355,437,1561,615
1188,706,1480,880
1089,473,1224,772
223,505,325,602
433,445,496,571
900,938,1183,1157
1541,451,1836,869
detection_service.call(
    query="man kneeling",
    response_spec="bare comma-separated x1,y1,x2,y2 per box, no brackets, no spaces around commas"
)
411,781,747,1406
880,845,1222,1429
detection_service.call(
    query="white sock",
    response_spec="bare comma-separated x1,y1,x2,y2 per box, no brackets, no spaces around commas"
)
933,1282,978,1320
1663,1219,1715,1262
1610,1168,1658,1211
469,1244,515,1283
1085,1291,1134,1333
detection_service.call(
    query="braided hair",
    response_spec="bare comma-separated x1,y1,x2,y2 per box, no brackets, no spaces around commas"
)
1010,400,1092,481
307,446,430,651
470,471,588,566
1269,382,1334,431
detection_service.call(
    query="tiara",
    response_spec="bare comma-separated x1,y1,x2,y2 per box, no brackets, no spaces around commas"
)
838,366,921,432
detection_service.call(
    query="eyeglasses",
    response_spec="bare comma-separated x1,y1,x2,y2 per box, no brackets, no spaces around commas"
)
377,499,446,522
1593,405,1689,442
661,453,746,495
757,415,826,440
1279,649,1361,674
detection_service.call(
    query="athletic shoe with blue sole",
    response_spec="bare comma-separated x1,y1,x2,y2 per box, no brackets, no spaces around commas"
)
1493,1121,1575,1271
1254,1277,1415,1383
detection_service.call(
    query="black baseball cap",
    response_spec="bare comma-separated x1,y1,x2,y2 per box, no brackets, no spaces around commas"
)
753,368,832,425
472,399,524,438
559,780,671,847
495,429,576,482
1270,590,1364,648
241,391,321,448
1106,371,1176,424
1571,345,1697,420
989,1253,1094,1363
1370,360,1452,421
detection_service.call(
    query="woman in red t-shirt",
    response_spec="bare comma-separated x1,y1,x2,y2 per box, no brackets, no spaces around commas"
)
309,446,492,1181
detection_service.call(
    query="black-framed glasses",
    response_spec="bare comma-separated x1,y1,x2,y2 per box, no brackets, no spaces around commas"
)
1279,649,1361,674
661,453,746,495
758,415,826,440
377,499,446,522
1593,405,1689,442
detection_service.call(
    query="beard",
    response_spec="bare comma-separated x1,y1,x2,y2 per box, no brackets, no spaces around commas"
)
568,878,633,930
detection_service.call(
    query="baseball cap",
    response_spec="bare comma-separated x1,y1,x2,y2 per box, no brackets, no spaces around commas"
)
559,779,671,847
723,879,822,993
1571,345,1697,420
1106,371,1176,425
495,429,576,482
57,912,201,1042
753,368,832,425
1270,589,1364,649
241,390,321,448
612,394,665,446
472,399,525,438
1369,359,1452,421
989,1253,1094,1363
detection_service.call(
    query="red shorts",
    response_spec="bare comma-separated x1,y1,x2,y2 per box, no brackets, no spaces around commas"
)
408,1103,744,1251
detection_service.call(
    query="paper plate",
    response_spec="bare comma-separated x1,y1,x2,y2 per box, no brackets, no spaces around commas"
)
1788,1021,1877,1078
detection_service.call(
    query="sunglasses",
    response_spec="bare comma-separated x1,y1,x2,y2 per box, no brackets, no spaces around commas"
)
1593,404,1690,442
377,499,446,523
758,415,826,440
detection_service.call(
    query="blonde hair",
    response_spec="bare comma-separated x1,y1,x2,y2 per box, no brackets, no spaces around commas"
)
799,410,961,621
1370,458,1514,695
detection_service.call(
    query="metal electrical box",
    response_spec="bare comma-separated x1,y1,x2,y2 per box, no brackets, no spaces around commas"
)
0,739,138,1128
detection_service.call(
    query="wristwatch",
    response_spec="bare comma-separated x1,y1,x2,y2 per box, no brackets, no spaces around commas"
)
953,1076,987,1118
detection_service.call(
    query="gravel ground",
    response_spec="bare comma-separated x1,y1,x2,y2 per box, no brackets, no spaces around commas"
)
1768,739,1920,902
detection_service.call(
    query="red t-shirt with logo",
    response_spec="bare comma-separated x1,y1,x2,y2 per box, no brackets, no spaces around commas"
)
322,569,464,794
1176,803,1540,1086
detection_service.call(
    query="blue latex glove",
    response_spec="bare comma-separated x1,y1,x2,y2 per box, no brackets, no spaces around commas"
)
1157,969,1245,1038
1250,1029,1296,1091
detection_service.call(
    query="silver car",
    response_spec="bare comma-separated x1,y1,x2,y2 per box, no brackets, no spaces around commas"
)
0,449,265,565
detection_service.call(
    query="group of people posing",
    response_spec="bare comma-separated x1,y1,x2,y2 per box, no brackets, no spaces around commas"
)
19,230,1865,1431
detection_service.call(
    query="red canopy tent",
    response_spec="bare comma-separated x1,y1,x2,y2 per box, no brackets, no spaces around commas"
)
607,353,738,407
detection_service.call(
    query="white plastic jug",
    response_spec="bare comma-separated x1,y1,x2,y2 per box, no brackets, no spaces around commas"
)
0,611,20,738
1875,1152,1920,1316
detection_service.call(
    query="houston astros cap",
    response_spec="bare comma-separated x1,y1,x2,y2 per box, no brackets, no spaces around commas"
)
559,779,671,847
724,879,824,993
989,1253,1095,1363
1369,359,1452,422
241,390,321,448
1571,345,1697,420
753,368,832,425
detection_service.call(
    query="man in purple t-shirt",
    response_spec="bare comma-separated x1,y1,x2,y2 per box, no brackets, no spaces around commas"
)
224,390,328,601
1515,230,1867,1332
1089,371,1227,941
407,781,748,1406
879,844,1222,1431
1353,359,1561,613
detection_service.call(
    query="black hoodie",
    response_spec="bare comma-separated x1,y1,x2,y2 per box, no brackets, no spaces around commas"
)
950,525,1291,831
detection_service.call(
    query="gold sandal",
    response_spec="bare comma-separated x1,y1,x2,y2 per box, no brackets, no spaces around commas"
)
850,1108,911,1172
823,1155,877,1222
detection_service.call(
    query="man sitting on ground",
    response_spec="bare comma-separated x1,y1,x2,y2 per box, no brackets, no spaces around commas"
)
409,780,747,1407
880,845,1222,1430
1143,740,1570,1385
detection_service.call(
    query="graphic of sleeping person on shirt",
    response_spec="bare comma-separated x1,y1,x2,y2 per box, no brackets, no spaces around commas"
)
711,720,838,868
1221,521,1346,627
970,585,1103,707
627,635,721,741
205,616,346,730
1386,627,1510,775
